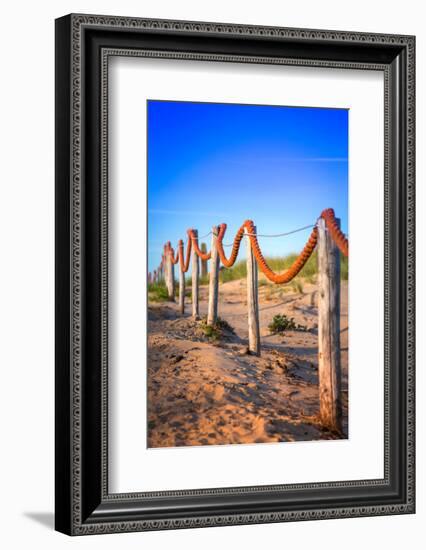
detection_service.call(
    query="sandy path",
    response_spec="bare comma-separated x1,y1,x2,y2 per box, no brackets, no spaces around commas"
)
147,278,348,448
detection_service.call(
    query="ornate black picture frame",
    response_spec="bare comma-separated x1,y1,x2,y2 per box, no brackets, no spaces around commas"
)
55,13,415,535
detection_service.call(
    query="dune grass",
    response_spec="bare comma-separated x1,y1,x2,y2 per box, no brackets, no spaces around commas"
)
149,251,348,303
185,273,210,287
148,282,169,302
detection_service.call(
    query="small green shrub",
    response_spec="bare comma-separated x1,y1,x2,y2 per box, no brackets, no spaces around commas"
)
268,314,307,334
201,323,219,340
199,316,235,341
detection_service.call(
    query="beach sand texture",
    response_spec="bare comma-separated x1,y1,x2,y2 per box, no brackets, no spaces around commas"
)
147,277,348,448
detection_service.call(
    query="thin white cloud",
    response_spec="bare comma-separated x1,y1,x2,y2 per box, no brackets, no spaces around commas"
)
292,157,348,162
226,157,348,165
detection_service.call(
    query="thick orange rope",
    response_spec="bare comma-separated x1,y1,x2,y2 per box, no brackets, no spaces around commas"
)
187,229,212,261
160,208,348,284
166,239,193,273
320,208,349,257
216,223,246,267
245,220,318,284
166,241,180,265
182,239,192,273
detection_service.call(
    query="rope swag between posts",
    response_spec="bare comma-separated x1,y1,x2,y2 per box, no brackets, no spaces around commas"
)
155,208,348,283
149,208,349,434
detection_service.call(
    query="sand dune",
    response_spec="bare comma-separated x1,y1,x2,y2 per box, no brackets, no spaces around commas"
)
147,278,348,448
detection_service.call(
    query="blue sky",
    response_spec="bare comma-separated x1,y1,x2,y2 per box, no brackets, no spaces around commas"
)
147,100,348,274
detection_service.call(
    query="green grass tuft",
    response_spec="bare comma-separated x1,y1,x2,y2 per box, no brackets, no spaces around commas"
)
199,316,235,341
268,314,308,334
148,282,169,302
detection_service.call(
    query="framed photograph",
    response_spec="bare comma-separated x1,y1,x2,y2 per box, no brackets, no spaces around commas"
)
55,14,415,535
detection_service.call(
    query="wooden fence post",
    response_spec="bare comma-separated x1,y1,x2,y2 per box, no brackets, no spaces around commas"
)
201,243,208,278
159,258,164,282
191,230,200,318
207,227,220,326
165,247,175,301
179,243,185,314
317,217,342,433
245,226,260,355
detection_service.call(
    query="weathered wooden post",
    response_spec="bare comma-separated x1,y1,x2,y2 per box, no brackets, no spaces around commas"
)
178,241,185,315
201,243,208,278
159,257,164,282
245,226,260,355
207,227,220,326
165,244,175,301
191,230,200,318
317,217,342,433
153,270,157,284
